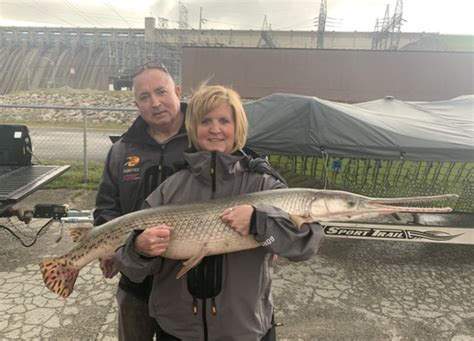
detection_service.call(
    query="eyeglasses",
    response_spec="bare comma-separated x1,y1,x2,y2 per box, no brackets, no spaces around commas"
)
131,61,169,79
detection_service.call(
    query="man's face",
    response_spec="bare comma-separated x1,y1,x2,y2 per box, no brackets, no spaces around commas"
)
133,69,182,130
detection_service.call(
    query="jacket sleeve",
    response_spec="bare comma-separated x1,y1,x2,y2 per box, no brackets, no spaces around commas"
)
93,146,122,226
113,231,166,283
252,174,325,261
112,186,167,283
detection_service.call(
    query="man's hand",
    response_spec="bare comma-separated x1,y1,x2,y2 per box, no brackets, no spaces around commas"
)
99,257,119,279
220,204,254,236
134,224,172,257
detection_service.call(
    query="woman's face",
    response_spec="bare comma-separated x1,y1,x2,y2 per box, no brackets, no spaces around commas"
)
196,102,236,153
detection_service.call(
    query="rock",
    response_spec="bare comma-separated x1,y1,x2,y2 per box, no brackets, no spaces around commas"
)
0,89,136,125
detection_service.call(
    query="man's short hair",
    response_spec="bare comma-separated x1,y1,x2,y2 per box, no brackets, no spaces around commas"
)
131,62,176,91
131,61,170,80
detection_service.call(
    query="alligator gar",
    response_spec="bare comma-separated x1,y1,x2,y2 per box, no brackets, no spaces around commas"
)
39,188,457,297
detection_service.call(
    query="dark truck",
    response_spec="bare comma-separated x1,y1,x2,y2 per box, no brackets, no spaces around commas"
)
0,124,70,222
111,69,133,91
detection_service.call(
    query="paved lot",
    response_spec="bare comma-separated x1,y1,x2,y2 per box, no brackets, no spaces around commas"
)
1,190,473,340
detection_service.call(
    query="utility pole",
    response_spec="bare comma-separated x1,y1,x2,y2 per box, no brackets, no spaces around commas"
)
199,7,203,31
198,7,208,43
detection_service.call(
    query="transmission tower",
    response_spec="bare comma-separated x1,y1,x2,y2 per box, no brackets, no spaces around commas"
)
372,4,390,49
315,0,327,49
178,2,189,45
178,2,189,29
389,0,404,50
158,17,169,43
372,0,404,50
257,15,276,48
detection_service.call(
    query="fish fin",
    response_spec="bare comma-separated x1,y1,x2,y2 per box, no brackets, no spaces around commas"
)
289,213,311,229
39,257,79,298
68,224,93,243
176,246,210,279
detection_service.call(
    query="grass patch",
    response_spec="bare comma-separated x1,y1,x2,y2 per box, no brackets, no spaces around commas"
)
269,155,473,212
42,160,104,190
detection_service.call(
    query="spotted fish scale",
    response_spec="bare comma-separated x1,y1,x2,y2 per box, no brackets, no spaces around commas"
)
39,188,456,297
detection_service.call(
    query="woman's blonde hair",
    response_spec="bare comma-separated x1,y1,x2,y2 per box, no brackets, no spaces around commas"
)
185,85,248,153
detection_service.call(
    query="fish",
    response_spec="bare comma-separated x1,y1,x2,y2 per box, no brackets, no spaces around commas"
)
39,188,457,298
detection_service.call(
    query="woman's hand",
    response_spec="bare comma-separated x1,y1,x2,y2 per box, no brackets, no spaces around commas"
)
134,224,172,257
220,204,254,236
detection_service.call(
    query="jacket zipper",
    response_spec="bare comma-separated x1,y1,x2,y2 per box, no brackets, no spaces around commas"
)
210,151,216,200
202,151,217,341
157,144,165,185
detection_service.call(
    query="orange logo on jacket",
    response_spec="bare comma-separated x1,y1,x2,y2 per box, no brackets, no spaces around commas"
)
124,156,140,167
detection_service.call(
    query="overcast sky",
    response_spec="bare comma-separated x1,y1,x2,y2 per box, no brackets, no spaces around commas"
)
0,0,472,34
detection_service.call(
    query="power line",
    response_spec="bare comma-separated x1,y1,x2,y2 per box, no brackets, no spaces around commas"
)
61,0,104,27
4,0,77,27
102,1,132,27
273,18,315,31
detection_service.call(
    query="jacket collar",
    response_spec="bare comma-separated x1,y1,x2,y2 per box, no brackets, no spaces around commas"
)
184,150,246,184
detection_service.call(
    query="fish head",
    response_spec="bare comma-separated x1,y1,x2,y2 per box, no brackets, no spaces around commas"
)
308,190,458,222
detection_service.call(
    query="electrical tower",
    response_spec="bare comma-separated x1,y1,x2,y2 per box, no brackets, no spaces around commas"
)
178,2,189,46
315,0,327,49
372,0,404,50
158,17,169,43
389,0,404,50
372,4,390,49
257,15,276,48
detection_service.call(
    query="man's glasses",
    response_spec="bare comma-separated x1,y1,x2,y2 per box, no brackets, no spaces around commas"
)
131,61,169,79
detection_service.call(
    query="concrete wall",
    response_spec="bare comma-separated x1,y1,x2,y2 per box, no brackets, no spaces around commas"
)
149,28,430,50
182,47,474,101
1,25,471,95
1,26,461,51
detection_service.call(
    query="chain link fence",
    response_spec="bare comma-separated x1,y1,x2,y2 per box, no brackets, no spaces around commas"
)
270,155,473,213
0,103,136,180
1,103,472,212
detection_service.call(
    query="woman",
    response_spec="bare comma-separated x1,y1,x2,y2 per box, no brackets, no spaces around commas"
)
114,85,324,341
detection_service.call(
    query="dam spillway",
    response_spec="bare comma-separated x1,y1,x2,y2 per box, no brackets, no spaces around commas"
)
0,26,181,95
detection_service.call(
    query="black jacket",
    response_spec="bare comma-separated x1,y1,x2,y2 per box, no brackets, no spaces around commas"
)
94,103,188,297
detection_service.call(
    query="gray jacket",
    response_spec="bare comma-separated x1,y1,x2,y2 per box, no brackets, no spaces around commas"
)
114,150,324,340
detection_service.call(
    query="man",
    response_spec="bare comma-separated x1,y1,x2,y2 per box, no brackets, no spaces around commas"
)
93,62,188,340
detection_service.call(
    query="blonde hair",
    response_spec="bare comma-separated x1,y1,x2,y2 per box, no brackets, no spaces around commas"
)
186,85,248,152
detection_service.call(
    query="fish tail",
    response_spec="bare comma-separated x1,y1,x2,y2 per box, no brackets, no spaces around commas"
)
39,257,79,298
